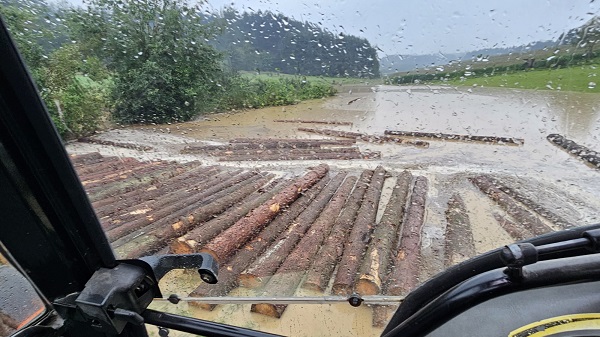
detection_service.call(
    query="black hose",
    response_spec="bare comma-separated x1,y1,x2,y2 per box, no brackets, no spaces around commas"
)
381,223,600,336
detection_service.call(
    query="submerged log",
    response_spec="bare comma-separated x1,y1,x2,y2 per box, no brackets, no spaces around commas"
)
69,152,103,165
238,173,345,288
355,171,412,296
332,166,387,295
273,119,353,126
547,133,600,169
493,213,533,241
384,130,524,145
217,151,380,161
200,164,329,263
170,178,290,254
299,127,428,147
78,137,153,151
229,138,356,145
302,170,374,292
250,176,356,318
469,176,553,236
115,174,275,258
444,194,476,267
386,176,428,296
188,176,331,311
484,175,573,229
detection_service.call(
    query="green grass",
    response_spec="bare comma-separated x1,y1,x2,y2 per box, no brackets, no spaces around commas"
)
239,71,381,85
447,64,600,93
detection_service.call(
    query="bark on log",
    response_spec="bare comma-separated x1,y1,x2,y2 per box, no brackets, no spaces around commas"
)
105,170,249,237
385,130,524,145
493,213,533,241
386,176,428,296
229,138,356,145
299,127,429,147
250,176,356,318
332,166,387,295
69,152,103,165
218,151,380,162
469,176,553,236
115,174,275,258
188,176,331,311
211,147,360,157
372,305,396,328
92,165,217,211
355,171,412,296
302,170,374,292
484,175,573,229
170,178,290,254
444,194,476,267
273,119,353,126
75,156,137,176
547,133,600,169
86,162,181,196
78,137,153,151
82,161,169,190
200,164,329,263
238,172,345,288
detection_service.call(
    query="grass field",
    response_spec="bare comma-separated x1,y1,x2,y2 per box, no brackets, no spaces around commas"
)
239,71,382,85
448,64,600,93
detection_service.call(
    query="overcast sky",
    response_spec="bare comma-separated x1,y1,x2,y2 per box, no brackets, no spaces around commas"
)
200,0,600,56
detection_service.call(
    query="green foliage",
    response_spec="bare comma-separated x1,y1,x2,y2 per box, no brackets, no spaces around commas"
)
70,0,224,124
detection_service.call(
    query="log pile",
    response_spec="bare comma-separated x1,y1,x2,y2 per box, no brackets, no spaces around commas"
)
181,138,380,161
547,134,600,169
77,137,154,151
69,151,574,327
299,127,429,148
273,119,353,126
384,130,524,145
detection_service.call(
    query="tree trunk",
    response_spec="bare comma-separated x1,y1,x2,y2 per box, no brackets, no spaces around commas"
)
298,127,428,147
200,164,329,263
444,194,476,267
238,172,345,288
170,178,290,254
386,176,428,296
273,119,353,126
469,176,553,236
493,213,533,241
217,151,380,161
250,176,357,318
114,174,276,258
302,170,374,292
484,175,573,229
78,137,153,151
355,171,412,296
105,170,251,240
384,130,524,145
547,133,600,169
332,166,387,295
188,176,331,311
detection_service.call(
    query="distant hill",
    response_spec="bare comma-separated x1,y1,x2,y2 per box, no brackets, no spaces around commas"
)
212,9,380,78
380,41,556,74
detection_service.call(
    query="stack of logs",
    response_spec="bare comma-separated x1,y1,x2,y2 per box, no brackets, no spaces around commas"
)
181,138,381,161
71,152,573,328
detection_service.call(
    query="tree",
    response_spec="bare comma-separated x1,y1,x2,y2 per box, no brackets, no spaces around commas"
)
70,0,224,124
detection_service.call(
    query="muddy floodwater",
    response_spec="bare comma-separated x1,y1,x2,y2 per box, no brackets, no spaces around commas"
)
68,84,600,337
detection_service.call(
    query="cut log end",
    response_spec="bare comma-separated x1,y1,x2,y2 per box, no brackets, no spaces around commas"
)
251,303,283,318
355,277,380,296
331,284,352,296
169,237,196,254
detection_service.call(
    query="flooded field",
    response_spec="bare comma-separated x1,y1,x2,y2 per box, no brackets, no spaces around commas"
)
67,84,600,336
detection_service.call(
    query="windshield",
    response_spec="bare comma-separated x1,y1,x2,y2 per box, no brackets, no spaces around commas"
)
2,0,600,335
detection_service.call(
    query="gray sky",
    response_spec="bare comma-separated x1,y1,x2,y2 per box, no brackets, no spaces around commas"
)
202,0,600,56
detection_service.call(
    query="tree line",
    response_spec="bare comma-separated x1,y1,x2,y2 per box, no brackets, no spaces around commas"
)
0,0,377,138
